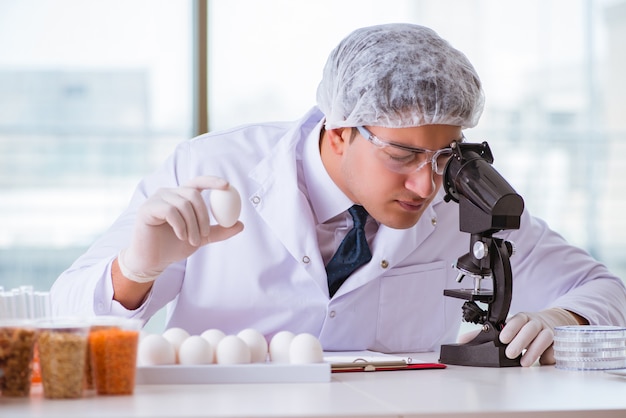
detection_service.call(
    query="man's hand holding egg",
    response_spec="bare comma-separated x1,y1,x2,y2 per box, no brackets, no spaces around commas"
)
119,176,243,283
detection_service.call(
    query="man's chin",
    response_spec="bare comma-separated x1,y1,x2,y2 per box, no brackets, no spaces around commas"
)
379,214,422,230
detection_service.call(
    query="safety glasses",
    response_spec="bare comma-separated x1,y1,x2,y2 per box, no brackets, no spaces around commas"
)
356,126,461,175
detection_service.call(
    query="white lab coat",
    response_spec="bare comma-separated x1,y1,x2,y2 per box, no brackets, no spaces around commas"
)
51,107,626,353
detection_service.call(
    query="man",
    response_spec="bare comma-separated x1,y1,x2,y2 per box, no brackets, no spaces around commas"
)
51,23,626,366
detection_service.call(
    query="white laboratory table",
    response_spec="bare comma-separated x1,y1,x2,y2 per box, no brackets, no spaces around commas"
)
2,352,626,418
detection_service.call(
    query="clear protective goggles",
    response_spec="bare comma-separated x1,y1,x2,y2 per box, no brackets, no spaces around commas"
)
356,126,460,175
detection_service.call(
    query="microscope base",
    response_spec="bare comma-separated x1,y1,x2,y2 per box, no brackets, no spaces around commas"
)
439,341,521,367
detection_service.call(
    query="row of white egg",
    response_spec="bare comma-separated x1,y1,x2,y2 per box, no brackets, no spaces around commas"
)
137,327,324,366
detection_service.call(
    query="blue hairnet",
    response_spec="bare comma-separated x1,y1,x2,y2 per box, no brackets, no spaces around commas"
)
316,23,484,129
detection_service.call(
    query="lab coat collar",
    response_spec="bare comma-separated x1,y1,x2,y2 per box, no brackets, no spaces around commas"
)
249,107,330,291
302,119,352,224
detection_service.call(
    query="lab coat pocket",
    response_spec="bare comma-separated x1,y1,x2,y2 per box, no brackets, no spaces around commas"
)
372,261,447,353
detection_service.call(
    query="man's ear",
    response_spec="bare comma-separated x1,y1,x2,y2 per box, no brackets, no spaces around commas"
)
325,127,352,155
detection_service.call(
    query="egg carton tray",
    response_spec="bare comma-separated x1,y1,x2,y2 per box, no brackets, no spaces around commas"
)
135,362,331,384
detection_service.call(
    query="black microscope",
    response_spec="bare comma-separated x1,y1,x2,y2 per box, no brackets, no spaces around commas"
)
439,140,525,367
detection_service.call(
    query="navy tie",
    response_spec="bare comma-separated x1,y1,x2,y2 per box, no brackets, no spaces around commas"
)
326,205,372,297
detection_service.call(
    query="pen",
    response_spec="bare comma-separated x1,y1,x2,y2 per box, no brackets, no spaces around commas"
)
331,360,446,372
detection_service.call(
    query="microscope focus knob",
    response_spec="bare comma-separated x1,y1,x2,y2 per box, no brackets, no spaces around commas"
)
505,241,516,257
472,241,488,260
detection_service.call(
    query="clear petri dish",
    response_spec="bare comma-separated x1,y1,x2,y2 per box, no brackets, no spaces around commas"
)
554,348,626,359
554,325,626,371
555,357,626,371
554,325,626,340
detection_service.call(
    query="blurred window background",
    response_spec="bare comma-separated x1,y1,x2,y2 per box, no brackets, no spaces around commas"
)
2,0,625,297
0,0,194,292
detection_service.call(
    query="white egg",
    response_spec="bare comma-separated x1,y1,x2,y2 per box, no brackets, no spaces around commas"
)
209,185,242,228
178,335,214,365
289,333,324,364
269,330,295,363
215,335,251,364
200,328,226,362
137,333,176,366
200,328,225,347
162,327,190,362
237,328,268,363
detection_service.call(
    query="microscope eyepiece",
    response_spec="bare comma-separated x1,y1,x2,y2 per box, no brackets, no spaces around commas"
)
443,141,524,234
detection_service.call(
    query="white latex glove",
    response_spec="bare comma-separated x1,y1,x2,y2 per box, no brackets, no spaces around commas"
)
118,175,244,283
499,308,582,367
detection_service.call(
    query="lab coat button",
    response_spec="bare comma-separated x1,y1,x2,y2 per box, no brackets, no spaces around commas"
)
431,217,437,226
302,255,310,264
251,195,261,205
380,260,389,269
329,310,336,318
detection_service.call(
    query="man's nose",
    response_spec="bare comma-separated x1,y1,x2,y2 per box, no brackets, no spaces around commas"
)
404,165,436,198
